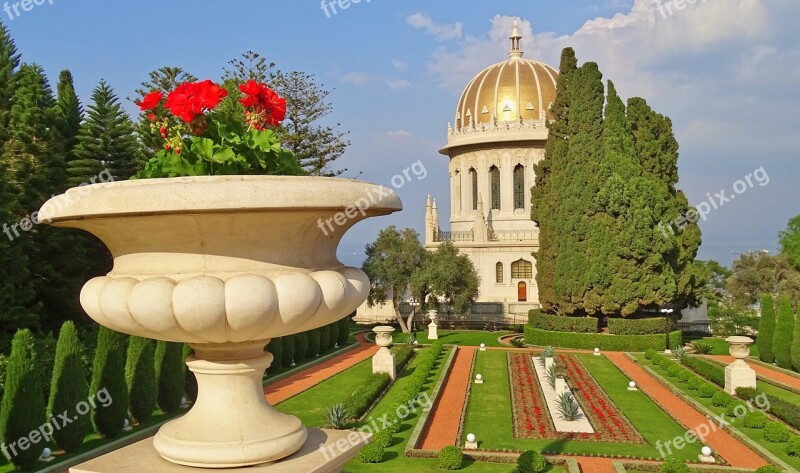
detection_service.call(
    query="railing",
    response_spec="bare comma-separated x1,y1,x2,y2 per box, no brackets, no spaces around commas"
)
435,230,474,243
448,119,547,137
488,229,537,241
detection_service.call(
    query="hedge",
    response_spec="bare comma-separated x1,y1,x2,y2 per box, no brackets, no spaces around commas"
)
736,388,800,431
607,317,675,335
328,322,340,350
437,446,463,470
320,325,331,353
282,335,295,368
90,328,129,439
528,310,598,333
344,373,391,420
764,422,790,443
518,450,548,473
295,332,309,362
48,321,91,452
758,294,776,363
524,326,682,352
307,329,321,358
154,341,184,414
268,337,283,372
338,316,351,346
682,356,725,387
125,337,157,425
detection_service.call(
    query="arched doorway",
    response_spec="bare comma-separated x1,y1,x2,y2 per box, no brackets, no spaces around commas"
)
518,282,527,302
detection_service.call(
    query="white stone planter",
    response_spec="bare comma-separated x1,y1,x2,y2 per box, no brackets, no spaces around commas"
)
39,176,401,468
373,325,396,379
724,336,756,394
427,309,439,340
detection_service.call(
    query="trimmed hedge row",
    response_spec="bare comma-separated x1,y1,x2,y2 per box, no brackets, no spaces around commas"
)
344,345,415,420
524,326,682,352
607,317,676,335
528,310,598,333
737,388,800,431
682,356,725,388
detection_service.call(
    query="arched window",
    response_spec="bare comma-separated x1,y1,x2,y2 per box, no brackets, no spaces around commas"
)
489,166,500,210
470,168,478,210
513,164,525,210
496,262,503,283
511,259,533,279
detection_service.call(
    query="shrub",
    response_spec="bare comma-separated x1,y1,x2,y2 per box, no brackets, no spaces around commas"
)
683,357,725,387
755,466,783,473
556,392,581,421
517,450,548,473
295,332,309,361
183,344,197,402
358,439,385,463
282,335,295,368
328,322,340,350
645,348,657,360
154,341,184,413
0,354,6,400
764,421,790,443
372,429,392,448
673,346,686,362
736,387,759,400
773,295,795,369
786,435,800,457
90,327,129,438
325,403,349,429
0,330,46,470
528,310,598,333
743,410,767,429
698,384,717,398
667,364,684,379
691,341,713,354
607,317,675,335
712,391,733,407
511,338,526,348
437,446,463,470
338,315,351,346
125,336,158,425
344,373,391,419
687,376,703,390
268,337,283,371
757,294,776,363
395,345,415,369
676,369,691,383
767,393,800,430
524,327,682,351
726,402,748,418
307,329,321,358
319,325,331,353
793,305,800,372
48,321,91,452
659,457,691,473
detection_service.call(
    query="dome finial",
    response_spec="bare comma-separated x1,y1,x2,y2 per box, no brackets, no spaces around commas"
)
509,18,523,58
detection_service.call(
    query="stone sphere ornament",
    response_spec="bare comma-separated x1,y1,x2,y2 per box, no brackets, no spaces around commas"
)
629,381,636,388
466,433,476,443
701,446,712,457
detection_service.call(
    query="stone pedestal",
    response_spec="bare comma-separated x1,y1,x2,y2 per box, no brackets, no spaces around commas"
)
464,441,478,450
372,326,396,379
69,429,366,473
427,309,439,340
724,336,756,394
698,454,716,464
555,377,569,395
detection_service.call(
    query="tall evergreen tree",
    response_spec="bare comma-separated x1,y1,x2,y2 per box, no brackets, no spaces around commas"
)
0,22,19,144
125,336,157,425
55,70,82,166
0,330,46,470
71,80,141,183
154,341,184,414
792,305,800,372
531,47,577,314
90,327,129,438
758,294,777,363
48,321,90,452
773,296,795,369
182,344,197,403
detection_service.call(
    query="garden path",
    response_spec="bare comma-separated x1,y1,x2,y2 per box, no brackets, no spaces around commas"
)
264,333,378,404
707,355,800,391
606,352,767,469
418,346,477,450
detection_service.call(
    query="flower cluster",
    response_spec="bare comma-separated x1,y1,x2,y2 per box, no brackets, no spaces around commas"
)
510,353,552,438
238,80,286,130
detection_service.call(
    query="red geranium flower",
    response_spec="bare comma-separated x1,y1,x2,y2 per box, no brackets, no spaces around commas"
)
238,80,287,129
137,90,164,111
166,81,228,123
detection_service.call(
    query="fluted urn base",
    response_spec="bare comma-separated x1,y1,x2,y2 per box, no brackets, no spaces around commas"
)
153,341,307,468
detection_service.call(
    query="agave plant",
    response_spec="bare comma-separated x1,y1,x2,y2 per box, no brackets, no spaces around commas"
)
673,345,687,362
325,403,350,430
404,334,417,346
545,362,559,389
510,337,525,348
556,392,582,422
539,345,555,365
691,341,713,354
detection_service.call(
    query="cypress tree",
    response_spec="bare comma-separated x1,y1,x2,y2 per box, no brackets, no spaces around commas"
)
773,296,795,369
319,325,330,353
307,329,321,358
295,332,308,362
125,337,157,424
758,294,776,363
338,316,350,346
71,80,141,184
90,327,129,438
531,47,578,312
282,335,295,368
182,344,197,403
154,341,184,413
0,330,45,470
54,70,82,166
268,337,283,373
792,305,800,372
328,322,340,350
48,321,90,452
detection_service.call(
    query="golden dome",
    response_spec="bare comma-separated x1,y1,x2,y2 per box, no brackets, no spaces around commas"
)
454,23,558,129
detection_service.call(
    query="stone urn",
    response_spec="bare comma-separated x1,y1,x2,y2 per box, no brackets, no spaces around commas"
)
724,336,756,394
372,326,396,379
427,309,439,340
38,176,401,468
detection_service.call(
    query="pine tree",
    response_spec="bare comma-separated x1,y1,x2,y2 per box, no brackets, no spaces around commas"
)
134,66,196,156
792,305,800,372
125,337,157,425
773,296,795,369
48,321,90,452
90,327,129,438
154,341,184,414
71,80,141,184
0,330,46,470
758,294,776,363
54,70,82,166
531,47,577,313
0,22,19,143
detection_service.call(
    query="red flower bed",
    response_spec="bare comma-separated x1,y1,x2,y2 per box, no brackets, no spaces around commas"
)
508,353,643,443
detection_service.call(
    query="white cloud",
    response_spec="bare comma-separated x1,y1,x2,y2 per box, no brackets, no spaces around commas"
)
407,13,463,41
339,72,410,91
385,130,413,139
340,72,369,86
391,59,409,72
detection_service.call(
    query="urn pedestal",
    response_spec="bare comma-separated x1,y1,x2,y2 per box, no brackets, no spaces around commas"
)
372,326,396,379
40,176,401,469
427,309,439,340
724,336,757,394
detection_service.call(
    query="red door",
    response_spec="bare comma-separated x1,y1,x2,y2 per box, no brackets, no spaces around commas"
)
518,282,527,302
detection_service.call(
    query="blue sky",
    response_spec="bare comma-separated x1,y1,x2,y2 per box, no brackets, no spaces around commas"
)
6,0,799,268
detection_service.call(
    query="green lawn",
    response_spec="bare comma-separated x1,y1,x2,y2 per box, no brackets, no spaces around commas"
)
635,354,800,471
462,350,697,461
392,330,513,348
